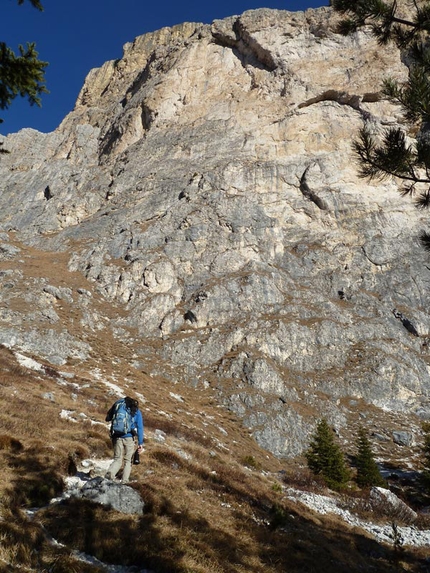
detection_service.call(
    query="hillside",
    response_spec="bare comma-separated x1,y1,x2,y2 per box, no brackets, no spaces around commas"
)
0,4,430,571
0,342,429,573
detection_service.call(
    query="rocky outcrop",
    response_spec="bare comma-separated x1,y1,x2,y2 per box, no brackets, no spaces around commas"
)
370,487,418,524
70,477,144,515
0,7,429,457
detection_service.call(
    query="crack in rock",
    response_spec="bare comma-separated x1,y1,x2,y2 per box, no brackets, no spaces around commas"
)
212,18,277,73
299,165,328,211
298,89,381,120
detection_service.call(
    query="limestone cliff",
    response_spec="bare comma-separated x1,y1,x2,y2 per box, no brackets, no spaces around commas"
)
0,7,429,457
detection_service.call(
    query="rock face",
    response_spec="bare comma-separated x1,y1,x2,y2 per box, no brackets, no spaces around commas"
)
0,7,429,458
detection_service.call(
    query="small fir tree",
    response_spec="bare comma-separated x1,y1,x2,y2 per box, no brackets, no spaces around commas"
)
305,418,351,490
355,427,386,488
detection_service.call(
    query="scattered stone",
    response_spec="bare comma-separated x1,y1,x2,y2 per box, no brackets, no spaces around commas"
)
372,432,390,442
287,487,428,547
392,431,414,447
154,429,167,442
43,285,74,303
0,243,20,258
77,287,92,297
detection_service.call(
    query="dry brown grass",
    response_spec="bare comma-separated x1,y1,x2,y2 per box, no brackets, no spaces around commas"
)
0,507,101,572
336,489,418,527
0,284,428,573
32,436,430,573
280,464,328,492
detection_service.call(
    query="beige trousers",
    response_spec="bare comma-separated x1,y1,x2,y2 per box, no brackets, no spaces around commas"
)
106,436,135,483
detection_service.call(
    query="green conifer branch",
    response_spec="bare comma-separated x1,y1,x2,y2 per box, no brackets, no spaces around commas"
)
17,0,43,11
332,0,430,250
0,0,47,125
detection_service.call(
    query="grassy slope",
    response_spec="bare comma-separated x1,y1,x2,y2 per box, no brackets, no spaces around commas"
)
0,344,429,573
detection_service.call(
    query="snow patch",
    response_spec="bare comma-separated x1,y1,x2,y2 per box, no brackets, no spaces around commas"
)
60,409,78,423
15,352,44,372
91,369,124,396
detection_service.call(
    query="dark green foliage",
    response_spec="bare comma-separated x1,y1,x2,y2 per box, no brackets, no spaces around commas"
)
331,0,430,45
383,67,430,124
0,1,47,124
241,455,262,470
353,127,418,182
419,229,430,251
305,418,351,490
331,0,430,249
354,427,386,488
18,0,43,9
269,503,289,529
0,42,48,114
331,0,400,42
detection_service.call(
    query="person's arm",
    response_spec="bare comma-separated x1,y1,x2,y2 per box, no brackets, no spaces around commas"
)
135,410,144,447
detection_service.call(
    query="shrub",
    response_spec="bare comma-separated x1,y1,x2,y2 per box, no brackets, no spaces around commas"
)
305,418,350,490
354,427,386,488
271,482,283,493
241,455,261,470
270,503,289,529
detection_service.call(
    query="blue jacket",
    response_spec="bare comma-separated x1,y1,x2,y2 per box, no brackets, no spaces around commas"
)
106,399,144,445
132,409,144,445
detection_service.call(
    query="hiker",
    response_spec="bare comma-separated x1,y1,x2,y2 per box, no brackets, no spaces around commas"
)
105,396,144,483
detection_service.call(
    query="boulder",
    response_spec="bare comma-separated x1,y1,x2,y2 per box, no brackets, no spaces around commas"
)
73,477,144,515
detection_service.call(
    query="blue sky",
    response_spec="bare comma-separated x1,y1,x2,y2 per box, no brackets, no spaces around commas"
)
1,0,327,135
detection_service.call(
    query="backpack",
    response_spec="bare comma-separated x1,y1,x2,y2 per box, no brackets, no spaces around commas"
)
110,398,135,437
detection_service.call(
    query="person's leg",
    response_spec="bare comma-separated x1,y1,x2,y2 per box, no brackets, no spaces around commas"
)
106,438,124,479
121,437,135,483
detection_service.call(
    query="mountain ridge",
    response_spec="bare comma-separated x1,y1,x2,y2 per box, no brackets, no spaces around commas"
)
0,6,429,461
1,6,430,571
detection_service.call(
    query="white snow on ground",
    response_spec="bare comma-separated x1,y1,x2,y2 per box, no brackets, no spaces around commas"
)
69,459,112,490
72,550,152,573
59,409,107,428
286,488,430,547
59,409,79,423
63,460,430,551
102,380,125,396
91,368,124,396
15,352,44,372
